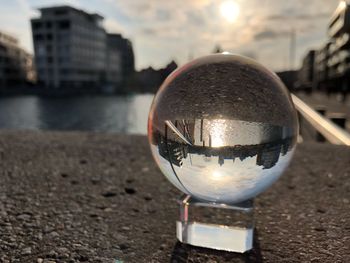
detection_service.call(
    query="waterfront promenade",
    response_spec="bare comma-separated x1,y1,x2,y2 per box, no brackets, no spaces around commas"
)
0,131,349,262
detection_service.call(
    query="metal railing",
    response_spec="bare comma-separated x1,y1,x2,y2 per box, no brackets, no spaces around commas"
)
292,94,350,146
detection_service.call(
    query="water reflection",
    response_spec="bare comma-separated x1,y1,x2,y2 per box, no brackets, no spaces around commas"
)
0,95,154,134
0,96,40,129
149,119,297,203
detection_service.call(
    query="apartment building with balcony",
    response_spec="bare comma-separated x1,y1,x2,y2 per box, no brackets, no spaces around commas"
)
296,50,316,90
327,1,350,84
314,43,331,87
298,1,350,93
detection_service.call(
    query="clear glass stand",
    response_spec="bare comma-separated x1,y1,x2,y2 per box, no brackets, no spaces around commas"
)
176,195,254,253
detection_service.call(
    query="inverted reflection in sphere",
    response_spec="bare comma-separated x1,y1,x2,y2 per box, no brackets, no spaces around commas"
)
148,54,298,204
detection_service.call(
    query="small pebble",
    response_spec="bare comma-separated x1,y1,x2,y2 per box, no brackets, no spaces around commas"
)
144,194,152,201
141,167,149,172
60,173,68,178
118,243,129,250
21,247,31,255
124,187,136,194
47,231,59,239
102,191,117,198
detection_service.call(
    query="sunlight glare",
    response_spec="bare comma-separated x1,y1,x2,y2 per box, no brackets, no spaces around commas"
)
212,170,223,180
209,119,227,147
220,1,240,23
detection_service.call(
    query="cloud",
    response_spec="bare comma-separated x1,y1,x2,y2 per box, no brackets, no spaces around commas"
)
254,29,291,41
155,9,172,21
17,0,37,17
0,0,342,71
104,18,124,34
185,9,207,26
81,0,338,70
266,12,329,21
140,28,157,36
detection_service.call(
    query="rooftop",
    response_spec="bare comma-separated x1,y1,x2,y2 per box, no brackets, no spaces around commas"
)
0,30,19,46
37,5,104,20
329,1,350,28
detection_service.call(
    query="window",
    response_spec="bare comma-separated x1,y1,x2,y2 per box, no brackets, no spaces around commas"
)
34,34,44,41
32,22,42,30
58,21,70,29
46,45,52,53
38,69,45,76
58,57,70,64
0,44,7,52
60,69,69,74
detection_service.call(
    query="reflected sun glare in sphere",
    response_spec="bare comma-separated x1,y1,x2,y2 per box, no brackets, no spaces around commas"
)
220,1,240,23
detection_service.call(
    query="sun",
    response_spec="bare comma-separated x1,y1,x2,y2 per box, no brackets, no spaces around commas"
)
220,0,240,23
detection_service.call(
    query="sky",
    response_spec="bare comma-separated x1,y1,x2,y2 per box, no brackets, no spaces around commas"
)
0,0,341,71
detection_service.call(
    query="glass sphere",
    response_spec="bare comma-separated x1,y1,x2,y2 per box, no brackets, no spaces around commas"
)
148,54,298,204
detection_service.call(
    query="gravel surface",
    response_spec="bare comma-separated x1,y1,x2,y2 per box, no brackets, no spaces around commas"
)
0,131,349,262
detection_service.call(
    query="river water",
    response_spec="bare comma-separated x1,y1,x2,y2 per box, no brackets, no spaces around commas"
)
0,94,154,134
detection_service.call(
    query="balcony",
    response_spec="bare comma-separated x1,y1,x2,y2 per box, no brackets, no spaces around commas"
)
328,17,345,38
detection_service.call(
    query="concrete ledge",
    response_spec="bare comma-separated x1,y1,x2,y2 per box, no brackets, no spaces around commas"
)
0,131,349,262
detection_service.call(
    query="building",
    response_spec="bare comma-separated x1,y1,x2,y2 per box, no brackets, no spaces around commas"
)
276,70,298,91
103,35,122,93
313,43,331,90
31,6,107,89
136,66,162,93
0,31,35,88
135,61,177,93
298,1,350,94
295,50,316,90
106,34,133,92
326,1,350,92
31,6,135,92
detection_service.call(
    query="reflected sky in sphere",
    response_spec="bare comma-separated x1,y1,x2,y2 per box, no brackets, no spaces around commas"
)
148,54,298,204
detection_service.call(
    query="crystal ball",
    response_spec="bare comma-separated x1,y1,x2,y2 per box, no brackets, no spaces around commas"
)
148,54,298,204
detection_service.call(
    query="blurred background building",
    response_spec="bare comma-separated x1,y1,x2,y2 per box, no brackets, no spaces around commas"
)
104,35,123,94
31,6,107,90
297,1,350,96
107,34,135,89
296,50,315,91
0,31,35,88
135,60,177,93
31,6,134,93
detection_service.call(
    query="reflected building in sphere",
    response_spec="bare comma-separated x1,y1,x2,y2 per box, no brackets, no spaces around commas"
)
151,119,294,170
